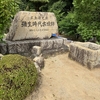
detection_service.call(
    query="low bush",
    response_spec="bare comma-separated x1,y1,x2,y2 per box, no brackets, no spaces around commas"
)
77,23,100,42
0,54,38,100
59,12,78,40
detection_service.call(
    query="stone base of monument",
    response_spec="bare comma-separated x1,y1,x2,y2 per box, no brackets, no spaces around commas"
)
0,43,7,54
69,42,100,69
42,46,68,58
2,38,68,58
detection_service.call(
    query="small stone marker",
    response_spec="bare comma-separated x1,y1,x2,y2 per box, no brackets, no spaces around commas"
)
6,11,58,41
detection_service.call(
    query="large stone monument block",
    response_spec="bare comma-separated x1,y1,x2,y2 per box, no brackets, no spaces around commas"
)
6,11,58,41
69,42,100,69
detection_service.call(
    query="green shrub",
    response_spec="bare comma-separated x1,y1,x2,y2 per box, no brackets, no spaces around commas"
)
73,0,100,42
77,23,100,42
59,12,78,40
0,0,19,42
48,0,66,26
0,54,38,100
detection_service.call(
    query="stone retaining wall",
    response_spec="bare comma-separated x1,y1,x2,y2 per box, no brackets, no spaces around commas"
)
0,38,68,57
69,42,100,69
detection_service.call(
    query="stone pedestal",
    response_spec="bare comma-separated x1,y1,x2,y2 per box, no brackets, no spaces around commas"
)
5,38,68,57
0,43,7,54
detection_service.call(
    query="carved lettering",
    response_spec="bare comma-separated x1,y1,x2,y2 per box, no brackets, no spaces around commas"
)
21,21,55,27
21,21,27,27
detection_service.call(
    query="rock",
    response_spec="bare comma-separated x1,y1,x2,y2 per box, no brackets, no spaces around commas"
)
34,62,41,73
2,34,7,41
31,46,42,56
40,39,54,50
40,38,65,50
6,11,58,41
6,38,68,56
0,43,7,54
88,43,100,50
0,54,4,60
6,40,40,54
69,42,100,69
33,55,44,69
53,38,63,49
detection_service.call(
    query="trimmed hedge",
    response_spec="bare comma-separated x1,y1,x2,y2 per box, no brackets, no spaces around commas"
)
0,54,38,100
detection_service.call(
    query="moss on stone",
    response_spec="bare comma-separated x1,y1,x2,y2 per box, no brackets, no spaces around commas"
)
0,54,38,100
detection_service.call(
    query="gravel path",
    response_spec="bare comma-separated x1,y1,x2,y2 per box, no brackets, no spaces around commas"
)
25,53,100,100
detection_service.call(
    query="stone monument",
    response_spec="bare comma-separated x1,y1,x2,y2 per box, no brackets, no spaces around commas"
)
6,11,58,41
1,11,68,56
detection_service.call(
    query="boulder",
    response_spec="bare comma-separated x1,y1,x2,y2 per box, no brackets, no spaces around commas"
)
6,11,58,41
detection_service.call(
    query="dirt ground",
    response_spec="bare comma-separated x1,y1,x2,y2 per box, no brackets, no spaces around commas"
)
25,53,100,100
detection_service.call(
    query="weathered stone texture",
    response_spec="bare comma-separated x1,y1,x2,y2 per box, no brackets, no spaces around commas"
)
6,38,68,56
40,38,64,50
0,43,7,54
69,42,100,69
40,39,54,50
33,56,44,69
7,40,41,53
31,46,42,56
53,39,63,49
6,11,58,41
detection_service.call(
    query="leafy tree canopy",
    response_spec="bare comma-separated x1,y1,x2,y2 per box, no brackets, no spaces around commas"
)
0,0,19,40
19,0,49,11
73,0,100,41
73,0,100,24
29,0,49,3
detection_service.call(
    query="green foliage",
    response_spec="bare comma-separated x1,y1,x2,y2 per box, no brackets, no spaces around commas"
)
29,0,49,3
0,0,19,40
59,12,78,39
77,23,100,41
73,0,100,41
48,0,66,19
0,54,38,100
0,34,4,42
19,0,49,11
73,0,100,23
19,0,73,29
48,0,73,13
48,0,74,39
19,0,35,11
48,1,66,29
